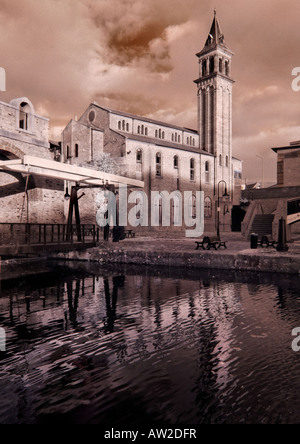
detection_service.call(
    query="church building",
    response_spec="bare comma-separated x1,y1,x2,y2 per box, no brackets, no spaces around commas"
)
62,12,243,236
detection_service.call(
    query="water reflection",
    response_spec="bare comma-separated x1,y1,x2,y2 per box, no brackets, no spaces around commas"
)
0,264,300,424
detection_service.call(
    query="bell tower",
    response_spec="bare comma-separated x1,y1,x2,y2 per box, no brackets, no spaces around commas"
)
194,11,234,181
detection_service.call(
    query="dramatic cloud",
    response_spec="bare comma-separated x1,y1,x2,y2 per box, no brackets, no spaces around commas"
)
1,0,300,181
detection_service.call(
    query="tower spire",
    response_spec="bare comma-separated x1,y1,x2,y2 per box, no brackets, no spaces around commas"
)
194,12,234,158
197,11,228,57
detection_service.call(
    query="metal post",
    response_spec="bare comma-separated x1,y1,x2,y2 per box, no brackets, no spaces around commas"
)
276,217,289,252
66,187,82,242
217,181,229,238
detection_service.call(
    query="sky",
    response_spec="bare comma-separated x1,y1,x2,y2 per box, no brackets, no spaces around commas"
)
1,0,300,183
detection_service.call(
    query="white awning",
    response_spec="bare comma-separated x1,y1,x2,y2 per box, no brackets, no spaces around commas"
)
0,155,144,188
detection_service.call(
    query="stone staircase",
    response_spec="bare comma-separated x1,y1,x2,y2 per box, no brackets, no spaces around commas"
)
248,214,275,239
290,240,300,253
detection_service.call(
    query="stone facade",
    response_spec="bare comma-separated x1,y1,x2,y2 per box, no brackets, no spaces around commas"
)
241,141,300,240
0,97,64,225
272,142,300,188
62,13,242,237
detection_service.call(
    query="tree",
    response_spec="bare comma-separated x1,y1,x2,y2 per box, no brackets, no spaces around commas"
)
80,153,121,175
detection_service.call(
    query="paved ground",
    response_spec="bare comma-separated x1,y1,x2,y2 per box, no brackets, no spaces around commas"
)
97,232,300,256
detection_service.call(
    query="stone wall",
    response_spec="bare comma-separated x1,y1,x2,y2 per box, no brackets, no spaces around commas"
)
0,98,65,225
50,246,300,275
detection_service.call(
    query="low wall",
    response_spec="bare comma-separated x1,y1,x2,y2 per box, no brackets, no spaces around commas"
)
0,257,49,281
50,247,300,275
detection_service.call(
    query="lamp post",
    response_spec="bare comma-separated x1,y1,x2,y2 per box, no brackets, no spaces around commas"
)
217,180,230,237
64,184,70,201
256,155,265,188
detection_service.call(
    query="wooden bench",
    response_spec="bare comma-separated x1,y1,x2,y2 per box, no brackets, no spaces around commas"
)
195,236,226,251
195,236,210,250
259,236,278,249
125,230,136,238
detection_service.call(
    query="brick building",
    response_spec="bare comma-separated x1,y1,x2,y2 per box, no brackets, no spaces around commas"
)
241,141,300,241
0,97,64,224
273,141,300,188
62,12,243,236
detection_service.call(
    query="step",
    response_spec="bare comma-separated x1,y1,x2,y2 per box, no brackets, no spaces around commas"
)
248,214,275,239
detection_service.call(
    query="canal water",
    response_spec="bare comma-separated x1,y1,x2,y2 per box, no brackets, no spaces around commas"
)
0,262,300,424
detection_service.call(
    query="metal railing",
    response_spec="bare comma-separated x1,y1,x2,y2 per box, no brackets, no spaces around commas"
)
0,223,100,246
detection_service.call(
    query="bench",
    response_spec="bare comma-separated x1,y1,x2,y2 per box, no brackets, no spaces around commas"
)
195,236,227,251
125,230,136,238
259,236,278,249
218,240,228,249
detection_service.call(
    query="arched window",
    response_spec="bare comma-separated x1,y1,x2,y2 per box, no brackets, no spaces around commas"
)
209,56,214,74
118,121,121,130
204,197,212,219
156,153,162,177
162,131,165,140
202,59,207,77
75,144,79,158
122,120,125,131
172,193,182,226
219,154,222,167
225,60,230,76
205,161,210,183
145,128,148,136
19,102,31,130
226,155,229,168
155,129,158,138
188,195,197,219
133,191,146,225
174,155,179,169
137,126,141,134
136,149,143,163
190,158,195,181
153,193,163,226
67,145,71,159
178,135,181,143
126,123,129,132
219,58,223,73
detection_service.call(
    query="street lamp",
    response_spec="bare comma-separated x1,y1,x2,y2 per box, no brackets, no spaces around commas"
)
217,180,230,237
64,185,71,201
256,155,265,189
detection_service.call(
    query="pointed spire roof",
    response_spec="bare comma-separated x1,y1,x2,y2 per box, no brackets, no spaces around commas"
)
196,11,232,57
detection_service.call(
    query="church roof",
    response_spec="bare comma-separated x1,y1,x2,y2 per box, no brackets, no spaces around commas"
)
111,130,214,157
196,11,233,57
92,103,198,135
